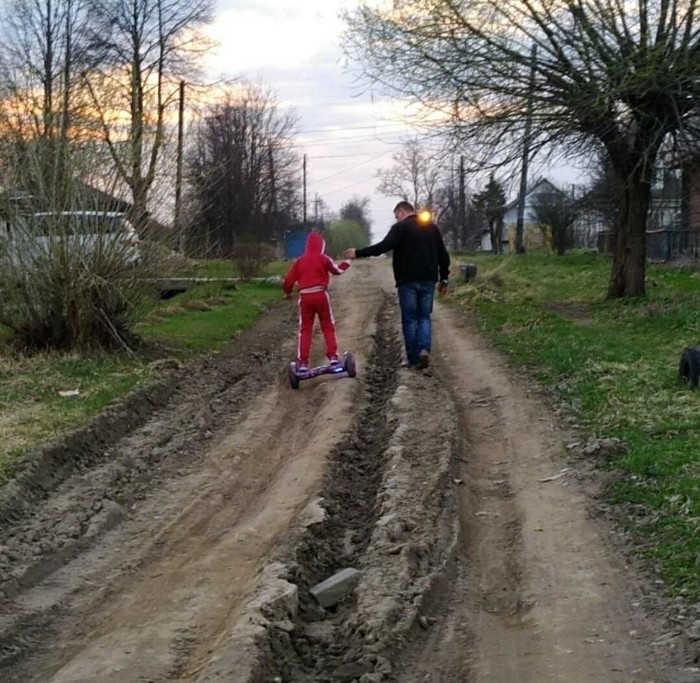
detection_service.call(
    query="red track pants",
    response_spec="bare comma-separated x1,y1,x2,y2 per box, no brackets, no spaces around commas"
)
296,290,338,364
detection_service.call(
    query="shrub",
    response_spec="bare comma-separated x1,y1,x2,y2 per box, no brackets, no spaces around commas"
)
230,239,276,280
0,217,164,351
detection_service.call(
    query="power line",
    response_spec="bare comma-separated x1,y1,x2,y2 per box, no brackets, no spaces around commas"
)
311,151,384,159
299,121,415,135
321,177,380,197
310,149,391,184
299,132,408,148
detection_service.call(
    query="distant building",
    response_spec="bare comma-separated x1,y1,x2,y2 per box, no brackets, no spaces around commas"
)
502,177,565,252
572,165,681,254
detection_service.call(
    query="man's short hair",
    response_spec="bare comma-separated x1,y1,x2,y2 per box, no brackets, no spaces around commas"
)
393,200,414,214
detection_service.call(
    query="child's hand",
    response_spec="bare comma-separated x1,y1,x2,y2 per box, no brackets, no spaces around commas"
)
284,292,292,301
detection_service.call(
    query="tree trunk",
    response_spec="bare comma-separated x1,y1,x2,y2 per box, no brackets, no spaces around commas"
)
607,168,652,298
490,218,500,254
130,180,150,239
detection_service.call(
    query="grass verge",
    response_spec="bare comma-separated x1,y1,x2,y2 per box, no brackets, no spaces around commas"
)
448,252,700,602
0,261,286,478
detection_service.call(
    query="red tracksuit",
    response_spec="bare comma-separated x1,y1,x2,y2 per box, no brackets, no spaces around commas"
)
282,232,351,365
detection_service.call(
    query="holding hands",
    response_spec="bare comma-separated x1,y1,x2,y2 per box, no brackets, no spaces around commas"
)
344,248,357,259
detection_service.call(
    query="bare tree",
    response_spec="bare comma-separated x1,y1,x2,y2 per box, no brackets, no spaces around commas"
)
424,171,481,250
0,0,94,204
530,191,576,255
83,0,213,236
0,0,179,351
376,138,444,209
343,0,700,297
186,83,300,256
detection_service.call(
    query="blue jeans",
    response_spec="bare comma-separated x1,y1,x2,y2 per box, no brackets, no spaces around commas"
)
397,281,435,366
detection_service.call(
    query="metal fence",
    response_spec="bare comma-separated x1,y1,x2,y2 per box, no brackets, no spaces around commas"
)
646,230,700,261
596,230,700,262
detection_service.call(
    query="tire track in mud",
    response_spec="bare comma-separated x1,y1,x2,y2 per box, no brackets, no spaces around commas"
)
206,289,460,683
392,383,529,681
1,264,465,683
276,297,402,680
392,305,671,683
0,301,296,673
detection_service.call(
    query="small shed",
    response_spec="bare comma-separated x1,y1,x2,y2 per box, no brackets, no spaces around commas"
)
284,230,309,259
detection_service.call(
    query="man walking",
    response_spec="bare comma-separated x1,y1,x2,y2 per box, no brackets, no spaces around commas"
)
345,201,450,369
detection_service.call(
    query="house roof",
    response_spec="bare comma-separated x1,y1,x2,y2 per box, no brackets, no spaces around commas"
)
0,183,131,216
504,177,564,211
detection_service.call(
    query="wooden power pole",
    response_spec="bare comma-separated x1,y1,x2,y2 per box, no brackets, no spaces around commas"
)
515,44,537,254
303,154,307,226
175,80,185,253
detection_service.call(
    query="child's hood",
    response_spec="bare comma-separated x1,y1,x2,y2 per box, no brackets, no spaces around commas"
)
304,231,326,255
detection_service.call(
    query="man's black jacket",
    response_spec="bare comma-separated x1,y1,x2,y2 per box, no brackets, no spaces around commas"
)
356,213,450,286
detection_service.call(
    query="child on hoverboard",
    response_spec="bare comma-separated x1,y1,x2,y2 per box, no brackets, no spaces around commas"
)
282,231,351,374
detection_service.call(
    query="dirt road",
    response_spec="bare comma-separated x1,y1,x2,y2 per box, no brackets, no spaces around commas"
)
0,260,695,682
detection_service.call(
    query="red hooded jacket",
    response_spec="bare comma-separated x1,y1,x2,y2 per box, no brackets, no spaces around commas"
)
283,232,350,296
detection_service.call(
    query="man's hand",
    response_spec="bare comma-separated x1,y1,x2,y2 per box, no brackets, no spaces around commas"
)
438,280,448,297
345,247,357,259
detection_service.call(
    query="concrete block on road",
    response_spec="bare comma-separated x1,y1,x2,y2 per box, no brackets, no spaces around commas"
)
310,567,361,608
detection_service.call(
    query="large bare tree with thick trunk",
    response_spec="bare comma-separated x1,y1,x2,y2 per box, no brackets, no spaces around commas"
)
343,0,700,297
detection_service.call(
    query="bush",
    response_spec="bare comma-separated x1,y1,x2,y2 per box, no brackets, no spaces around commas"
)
323,219,369,258
230,240,276,280
140,241,199,277
0,227,160,352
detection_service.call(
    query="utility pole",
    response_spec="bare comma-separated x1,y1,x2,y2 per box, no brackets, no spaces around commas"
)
314,194,322,225
302,154,307,226
459,155,466,248
175,80,185,253
515,44,537,254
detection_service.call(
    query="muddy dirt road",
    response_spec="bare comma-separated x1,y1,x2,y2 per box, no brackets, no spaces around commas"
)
0,260,695,682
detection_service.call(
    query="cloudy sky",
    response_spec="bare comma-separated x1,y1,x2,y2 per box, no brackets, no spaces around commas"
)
204,0,582,241
201,0,430,240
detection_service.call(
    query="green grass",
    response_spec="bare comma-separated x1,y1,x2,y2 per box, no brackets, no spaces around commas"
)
136,279,281,353
0,260,287,478
450,252,700,600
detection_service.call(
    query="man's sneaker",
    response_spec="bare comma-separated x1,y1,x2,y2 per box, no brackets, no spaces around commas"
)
401,361,418,369
418,350,430,369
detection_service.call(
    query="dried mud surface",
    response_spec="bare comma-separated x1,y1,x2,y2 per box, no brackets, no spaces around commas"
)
0,261,697,683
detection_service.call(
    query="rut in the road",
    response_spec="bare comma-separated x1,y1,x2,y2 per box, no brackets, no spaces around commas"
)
264,295,402,680
0,301,295,671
